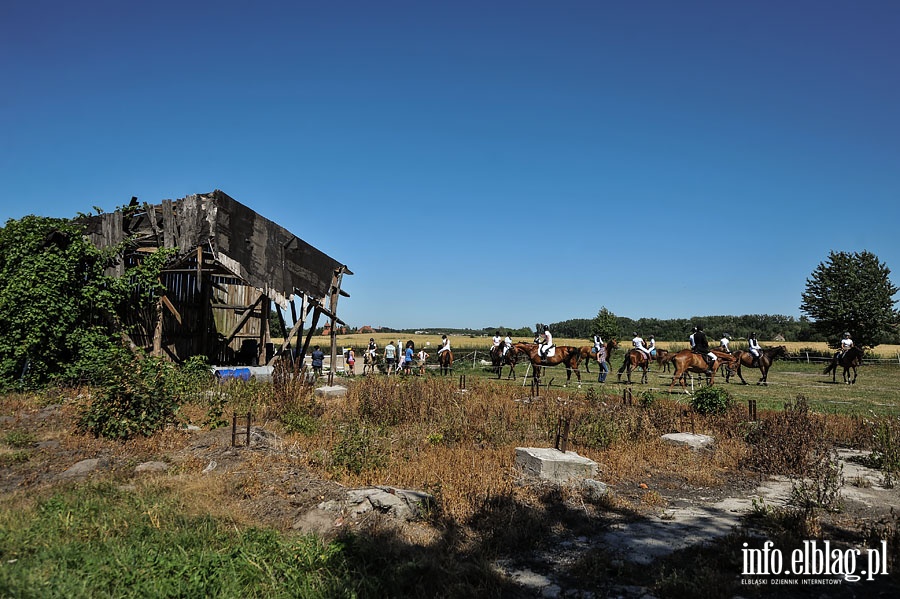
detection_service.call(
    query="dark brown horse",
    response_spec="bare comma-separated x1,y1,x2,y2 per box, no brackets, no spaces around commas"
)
617,348,652,384
492,344,521,380
668,349,737,393
578,339,619,373
438,349,453,375
727,345,790,385
654,348,672,372
823,346,863,384
515,342,583,387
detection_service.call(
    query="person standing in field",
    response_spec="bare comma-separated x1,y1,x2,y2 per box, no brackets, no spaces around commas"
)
403,341,415,375
597,342,609,383
416,347,428,375
720,334,730,353
311,345,325,379
346,347,355,375
384,341,397,375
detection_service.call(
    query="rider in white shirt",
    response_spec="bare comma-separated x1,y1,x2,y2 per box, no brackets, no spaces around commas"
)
720,334,730,353
838,332,853,359
748,333,762,366
503,334,513,357
437,334,451,356
632,332,651,364
592,334,604,356
539,327,553,359
646,335,657,359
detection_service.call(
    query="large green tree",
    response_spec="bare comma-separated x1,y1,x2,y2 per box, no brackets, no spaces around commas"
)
592,307,619,341
800,250,899,348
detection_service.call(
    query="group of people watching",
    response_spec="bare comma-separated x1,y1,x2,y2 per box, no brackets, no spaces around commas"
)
354,335,451,375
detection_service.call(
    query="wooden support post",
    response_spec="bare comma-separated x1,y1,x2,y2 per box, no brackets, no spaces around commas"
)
232,412,251,447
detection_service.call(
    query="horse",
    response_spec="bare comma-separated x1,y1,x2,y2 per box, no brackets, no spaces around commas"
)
617,348,652,384
727,345,790,385
362,351,376,376
495,344,522,380
438,349,453,376
668,349,737,394
823,346,863,384
654,348,672,373
489,344,506,376
514,341,583,387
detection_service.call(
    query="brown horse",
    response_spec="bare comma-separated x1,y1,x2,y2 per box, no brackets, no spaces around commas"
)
515,342,583,387
654,348,672,372
617,348,652,384
438,349,453,375
727,345,790,385
362,351,377,375
492,344,521,380
668,349,737,393
578,339,619,374
823,346,863,384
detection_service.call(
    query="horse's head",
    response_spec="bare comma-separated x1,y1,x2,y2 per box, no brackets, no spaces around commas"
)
775,345,790,359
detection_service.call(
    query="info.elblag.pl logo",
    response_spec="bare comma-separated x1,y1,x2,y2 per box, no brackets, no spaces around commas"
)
742,540,889,584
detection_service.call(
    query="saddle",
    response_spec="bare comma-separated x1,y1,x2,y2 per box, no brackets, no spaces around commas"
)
540,345,556,359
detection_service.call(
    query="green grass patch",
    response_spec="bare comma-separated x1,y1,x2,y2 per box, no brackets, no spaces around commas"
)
0,483,359,598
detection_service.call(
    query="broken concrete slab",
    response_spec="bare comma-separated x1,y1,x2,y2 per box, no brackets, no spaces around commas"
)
516,447,598,483
314,385,348,398
661,432,714,451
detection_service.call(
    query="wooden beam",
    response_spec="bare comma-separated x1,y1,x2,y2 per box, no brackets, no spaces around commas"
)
160,295,182,325
222,294,265,345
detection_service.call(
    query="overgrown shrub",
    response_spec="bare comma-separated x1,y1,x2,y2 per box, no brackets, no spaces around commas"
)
0,214,175,390
77,352,183,439
871,416,900,488
689,386,733,415
331,421,386,476
743,396,829,477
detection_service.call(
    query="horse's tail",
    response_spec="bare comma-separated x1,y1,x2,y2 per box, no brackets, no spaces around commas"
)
617,350,630,373
823,360,835,375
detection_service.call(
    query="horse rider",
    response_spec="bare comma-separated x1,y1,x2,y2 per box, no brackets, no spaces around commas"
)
692,326,715,374
502,333,513,357
748,333,762,368
491,331,502,360
646,335,657,360
592,333,604,356
632,332,651,366
538,326,553,360
720,333,731,353
437,334,451,358
367,337,378,361
836,332,854,360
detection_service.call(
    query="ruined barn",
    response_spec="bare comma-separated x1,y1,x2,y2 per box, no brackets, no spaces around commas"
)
83,190,351,367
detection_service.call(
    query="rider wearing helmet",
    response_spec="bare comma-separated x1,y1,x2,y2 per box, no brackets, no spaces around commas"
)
748,333,762,367
632,332,651,365
837,332,854,360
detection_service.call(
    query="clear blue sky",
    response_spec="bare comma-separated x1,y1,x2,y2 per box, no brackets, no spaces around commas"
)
2,1,898,330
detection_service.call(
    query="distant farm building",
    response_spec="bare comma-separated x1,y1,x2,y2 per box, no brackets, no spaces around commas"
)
83,191,351,366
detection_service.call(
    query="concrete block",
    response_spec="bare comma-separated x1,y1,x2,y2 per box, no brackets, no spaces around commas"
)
314,385,348,398
516,447,598,482
661,432,714,451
